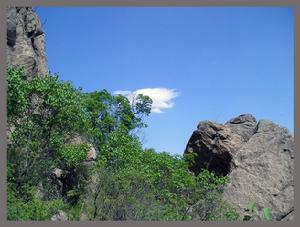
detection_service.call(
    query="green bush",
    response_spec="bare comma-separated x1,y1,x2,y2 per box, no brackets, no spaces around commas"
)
7,184,67,221
84,129,235,221
59,143,89,166
7,68,240,221
7,68,91,195
243,201,273,221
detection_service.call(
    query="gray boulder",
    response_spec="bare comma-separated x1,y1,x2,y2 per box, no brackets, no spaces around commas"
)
7,7,48,78
184,114,294,221
51,210,68,221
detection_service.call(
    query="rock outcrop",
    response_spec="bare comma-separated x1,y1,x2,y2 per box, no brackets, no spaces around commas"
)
51,210,68,221
184,114,294,221
7,7,48,78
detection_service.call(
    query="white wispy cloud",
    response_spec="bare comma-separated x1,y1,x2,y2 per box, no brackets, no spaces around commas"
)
113,88,180,114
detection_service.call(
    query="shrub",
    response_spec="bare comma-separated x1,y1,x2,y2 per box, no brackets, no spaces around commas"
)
7,183,67,221
83,130,235,221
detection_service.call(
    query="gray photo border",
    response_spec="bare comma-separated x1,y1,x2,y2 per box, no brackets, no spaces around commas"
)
0,0,299,227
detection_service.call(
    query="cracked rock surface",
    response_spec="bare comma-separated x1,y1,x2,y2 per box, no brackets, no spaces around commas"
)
184,114,294,220
7,7,48,78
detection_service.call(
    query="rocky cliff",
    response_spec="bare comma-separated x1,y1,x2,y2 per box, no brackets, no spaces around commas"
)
7,7,48,78
184,114,294,220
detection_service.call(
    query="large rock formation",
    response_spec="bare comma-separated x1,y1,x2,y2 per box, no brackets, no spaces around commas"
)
184,114,294,221
7,7,48,78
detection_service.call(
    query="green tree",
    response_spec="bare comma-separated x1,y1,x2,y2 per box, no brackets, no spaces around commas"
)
7,68,239,221
83,128,235,221
82,91,152,151
7,68,91,201
7,68,155,220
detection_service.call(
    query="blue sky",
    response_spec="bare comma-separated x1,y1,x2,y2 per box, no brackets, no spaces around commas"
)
35,7,294,154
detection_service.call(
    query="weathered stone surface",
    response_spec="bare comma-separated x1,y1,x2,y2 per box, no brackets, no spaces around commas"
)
51,210,68,221
281,211,294,221
225,114,257,142
80,213,89,221
7,7,48,78
185,120,244,176
184,114,294,221
52,168,64,178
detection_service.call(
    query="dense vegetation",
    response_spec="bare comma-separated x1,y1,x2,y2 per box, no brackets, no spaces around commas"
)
7,68,240,221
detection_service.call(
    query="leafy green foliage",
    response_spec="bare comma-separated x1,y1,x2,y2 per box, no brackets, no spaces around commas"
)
7,183,66,221
131,94,152,127
7,68,156,220
65,201,85,221
59,143,89,166
243,201,273,221
7,67,98,215
7,68,242,221
246,201,257,212
82,90,152,152
262,208,272,221
84,129,235,221
7,68,29,119
7,68,91,201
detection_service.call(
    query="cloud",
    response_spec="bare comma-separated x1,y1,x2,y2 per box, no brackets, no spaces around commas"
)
113,90,131,96
113,88,180,114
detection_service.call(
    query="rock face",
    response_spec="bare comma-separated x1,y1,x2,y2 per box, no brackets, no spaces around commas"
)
7,7,48,78
184,114,294,221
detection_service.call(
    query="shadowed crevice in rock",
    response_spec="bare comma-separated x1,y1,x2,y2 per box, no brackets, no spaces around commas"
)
208,152,232,176
185,114,257,176
280,210,294,221
187,133,232,176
